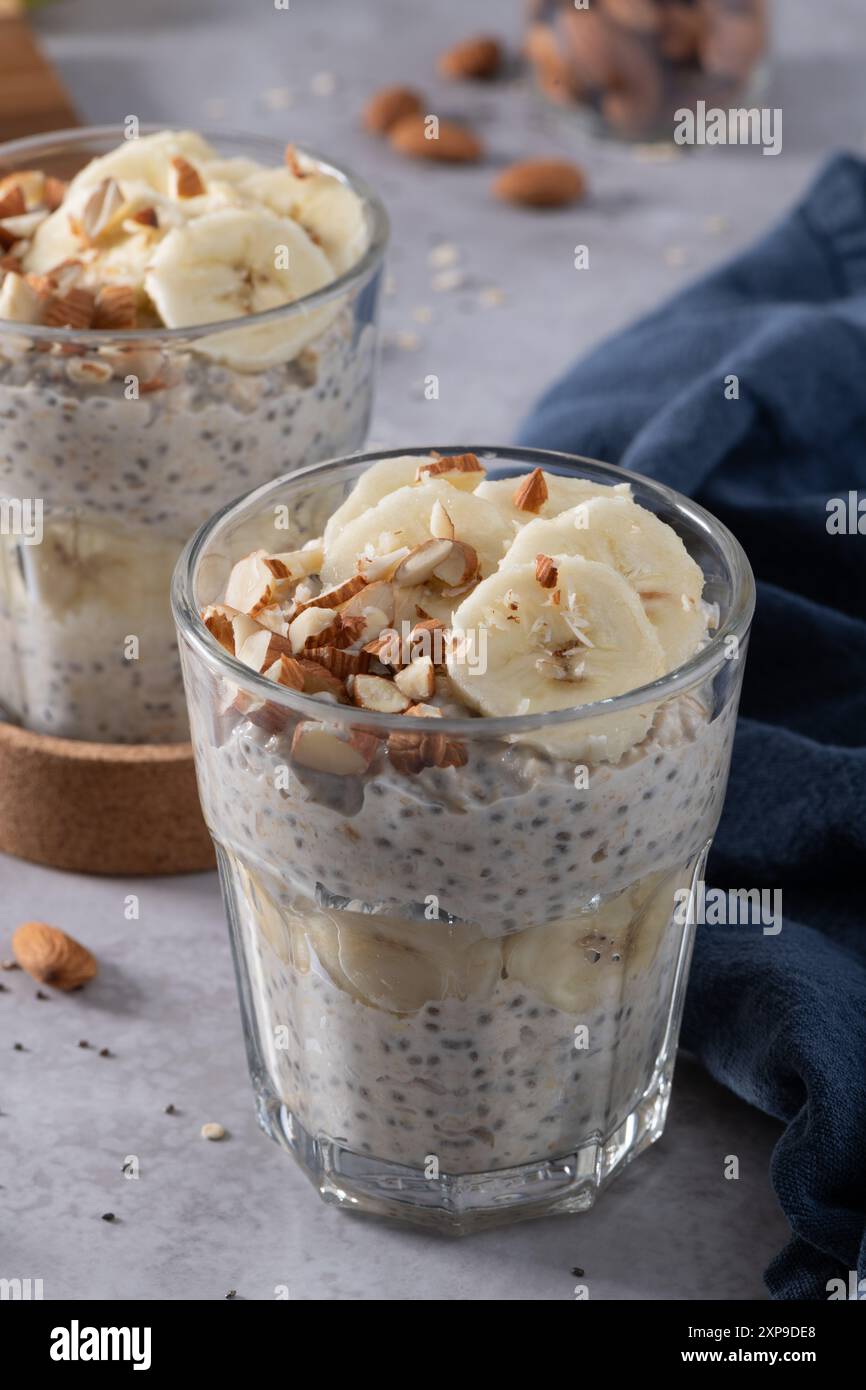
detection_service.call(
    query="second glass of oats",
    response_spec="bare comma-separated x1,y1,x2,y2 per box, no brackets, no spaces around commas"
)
0,126,387,743
173,446,754,1231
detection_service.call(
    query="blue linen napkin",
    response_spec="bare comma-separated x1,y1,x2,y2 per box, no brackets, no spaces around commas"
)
517,153,866,1302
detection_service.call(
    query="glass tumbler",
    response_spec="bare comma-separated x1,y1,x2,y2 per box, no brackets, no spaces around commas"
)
526,0,769,141
172,446,755,1231
0,126,388,744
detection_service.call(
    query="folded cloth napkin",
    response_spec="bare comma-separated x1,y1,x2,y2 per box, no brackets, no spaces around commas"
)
517,153,866,1302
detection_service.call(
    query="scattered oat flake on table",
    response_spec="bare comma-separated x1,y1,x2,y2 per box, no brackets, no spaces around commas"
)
431,268,464,293
201,1122,226,1141
704,214,729,235
262,87,292,111
479,286,505,308
395,330,421,351
311,72,336,97
633,142,684,162
428,242,459,269
412,305,432,323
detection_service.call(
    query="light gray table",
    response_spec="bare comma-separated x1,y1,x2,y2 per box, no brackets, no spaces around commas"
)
4,0,863,1300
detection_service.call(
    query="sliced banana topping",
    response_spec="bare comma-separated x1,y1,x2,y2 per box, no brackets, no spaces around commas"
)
14,128,370,365
321,479,512,622
475,471,632,529
208,459,708,771
447,554,666,759
145,207,337,369
501,494,705,669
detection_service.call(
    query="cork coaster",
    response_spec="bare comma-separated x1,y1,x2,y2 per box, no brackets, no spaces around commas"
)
0,721,215,875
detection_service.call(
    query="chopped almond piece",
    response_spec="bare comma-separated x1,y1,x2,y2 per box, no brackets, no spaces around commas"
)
201,603,241,654
0,184,25,219
295,573,368,614
225,549,290,616
43,176,67,211
247,702,291,735
0,270,45,324
263,655,305,690
430,499,455,540
512,467,548,513
394,655,435,702
171,156,205,198
77,178,125,240
295,657,349,701
353,673,411,713
42,287,96,329
131,205,159,228
431,540,478,588
93,284,137,330
291,723,378,775
415,453,485,489
392,538,455,587
289,605,339,653
387,728,467,775
284,144,311,178
236,624,294,674
535,554,558,589
305,645,370,680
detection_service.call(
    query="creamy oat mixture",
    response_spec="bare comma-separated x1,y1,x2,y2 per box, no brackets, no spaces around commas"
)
188,454,734,1176
0,130,378,741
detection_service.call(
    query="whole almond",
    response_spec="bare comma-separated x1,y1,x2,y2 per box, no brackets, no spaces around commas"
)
12,921,98,991
493,159,586,209
438,34,503,81
363,85,424,134
389,114,482,163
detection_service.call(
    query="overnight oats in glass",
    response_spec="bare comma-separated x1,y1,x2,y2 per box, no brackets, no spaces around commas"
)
173,446,754,1230
0,126,387,743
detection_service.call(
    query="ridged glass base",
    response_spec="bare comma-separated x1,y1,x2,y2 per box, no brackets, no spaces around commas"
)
253,1058,674,1234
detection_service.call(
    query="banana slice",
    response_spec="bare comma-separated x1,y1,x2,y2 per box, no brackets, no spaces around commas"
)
476,470,632,531
302,908,502,1014
504,868,684,1015
241,167,369,275
447,555,665,760
321,479,513,622
67,129,217,197
501,495,705,671
145,207,338,370
322,455,434,547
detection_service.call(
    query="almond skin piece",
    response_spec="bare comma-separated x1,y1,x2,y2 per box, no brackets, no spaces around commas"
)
389,114,483,163
493,159,586,209
363,85,424,134
12,921,97,991
438,35,503,81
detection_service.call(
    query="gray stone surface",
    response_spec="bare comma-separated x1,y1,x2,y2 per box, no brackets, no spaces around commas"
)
3,0,863,1300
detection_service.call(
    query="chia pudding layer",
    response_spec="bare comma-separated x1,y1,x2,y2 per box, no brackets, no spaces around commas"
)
196,690,733,1174
178,450,745,1188
0,128,385,742
0,312,376,741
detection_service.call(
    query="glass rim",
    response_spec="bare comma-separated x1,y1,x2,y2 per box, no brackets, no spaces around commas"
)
172,445,756,738
0,123,390,346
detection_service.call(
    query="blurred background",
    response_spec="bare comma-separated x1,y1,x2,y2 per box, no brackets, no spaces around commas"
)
8,0,866,450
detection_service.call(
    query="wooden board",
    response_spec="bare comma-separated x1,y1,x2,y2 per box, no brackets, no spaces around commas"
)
0,4,78,142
